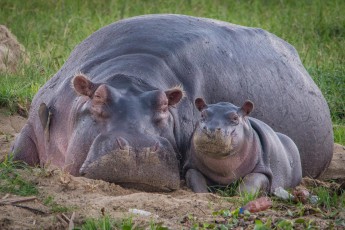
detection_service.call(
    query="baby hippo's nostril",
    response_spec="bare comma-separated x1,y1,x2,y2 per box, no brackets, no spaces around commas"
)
116,137,129,150
150,141,160,153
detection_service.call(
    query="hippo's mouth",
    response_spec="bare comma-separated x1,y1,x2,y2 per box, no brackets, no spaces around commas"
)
193,131,234,158
79,144,180,191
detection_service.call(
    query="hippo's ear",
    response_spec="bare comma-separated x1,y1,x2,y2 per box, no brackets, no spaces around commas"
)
165,87,184,106
195,98,207,111
239,100,254,116
72,74,98,97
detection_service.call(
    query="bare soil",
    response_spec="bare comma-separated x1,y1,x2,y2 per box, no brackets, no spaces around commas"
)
0,109,344,229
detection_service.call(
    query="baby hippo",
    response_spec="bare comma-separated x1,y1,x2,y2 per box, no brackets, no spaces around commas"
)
184,98,302,194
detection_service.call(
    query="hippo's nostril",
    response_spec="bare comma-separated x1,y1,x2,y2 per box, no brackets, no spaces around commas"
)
116,137,129,150
150,141,160,153
79,167,86,176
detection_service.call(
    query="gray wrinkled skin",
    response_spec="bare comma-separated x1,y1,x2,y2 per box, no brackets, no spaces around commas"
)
184,100,302,194
11,14,332,190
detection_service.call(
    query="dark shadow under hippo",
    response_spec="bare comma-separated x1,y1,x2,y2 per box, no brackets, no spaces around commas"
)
184,99,302,194
11,14,333,191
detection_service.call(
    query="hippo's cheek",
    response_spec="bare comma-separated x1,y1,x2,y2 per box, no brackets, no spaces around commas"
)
79,146,180,191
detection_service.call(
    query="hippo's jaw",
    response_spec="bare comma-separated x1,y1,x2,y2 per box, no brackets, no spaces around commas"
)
192,128,235,158
79,136,180,191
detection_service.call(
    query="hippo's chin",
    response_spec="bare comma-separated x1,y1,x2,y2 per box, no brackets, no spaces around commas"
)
79,148,180,191
117,182,177,192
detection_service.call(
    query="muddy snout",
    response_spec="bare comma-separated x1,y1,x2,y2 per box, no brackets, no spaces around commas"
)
199,123,231,139
193,125,234,157
114,136,160,153
78,134,180,191
79,135,165,175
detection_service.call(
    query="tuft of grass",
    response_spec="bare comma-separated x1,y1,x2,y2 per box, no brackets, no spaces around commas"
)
0,154,38,196
213,180,260,206
77,215,168,230
212,180,241,197
312,186,345,210
79,215,116,230
43,195,71,213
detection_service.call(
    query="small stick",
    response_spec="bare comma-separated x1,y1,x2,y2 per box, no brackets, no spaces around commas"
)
1,193,10,199
61,213,70,222
68,212,75,230
0,196,37,205
56,215,68,226
12,204,47,215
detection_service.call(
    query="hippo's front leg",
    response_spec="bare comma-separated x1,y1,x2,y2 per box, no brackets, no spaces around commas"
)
238,173,270,195
185,169,209,193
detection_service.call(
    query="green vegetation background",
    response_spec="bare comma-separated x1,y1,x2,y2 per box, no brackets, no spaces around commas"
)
0,0,344,143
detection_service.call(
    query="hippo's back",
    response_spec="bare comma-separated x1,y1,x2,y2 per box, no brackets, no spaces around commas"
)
34,14,333,178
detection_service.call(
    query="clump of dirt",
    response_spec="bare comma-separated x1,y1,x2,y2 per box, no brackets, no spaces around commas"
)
0,109,344,229
0,109,26,160
0,25,29,73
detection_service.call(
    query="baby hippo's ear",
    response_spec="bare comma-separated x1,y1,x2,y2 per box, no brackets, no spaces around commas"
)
239,100,254,116
195,98,208,111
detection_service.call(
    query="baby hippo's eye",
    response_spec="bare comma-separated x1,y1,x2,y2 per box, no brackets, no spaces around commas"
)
200,111,207,121
229,113,239,124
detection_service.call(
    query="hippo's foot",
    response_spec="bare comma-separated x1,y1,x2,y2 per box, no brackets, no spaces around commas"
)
185,169,209,193
11,124,39,166
238,173,270,195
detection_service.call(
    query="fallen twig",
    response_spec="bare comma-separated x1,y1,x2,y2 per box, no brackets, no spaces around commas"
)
1,193,10,199
12,204,47,215
56,215,68,226
68,212,75,230
0,196,37,205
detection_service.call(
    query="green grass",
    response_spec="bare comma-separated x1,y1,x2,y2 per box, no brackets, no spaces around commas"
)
43,195,71,213
77,216,168,230
312,186,345,210
0,155,38,196
0,0,344,143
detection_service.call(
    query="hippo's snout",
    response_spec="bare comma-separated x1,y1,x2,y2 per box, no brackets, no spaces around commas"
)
200,123,231,139
116,137,160,153
78,134,180,191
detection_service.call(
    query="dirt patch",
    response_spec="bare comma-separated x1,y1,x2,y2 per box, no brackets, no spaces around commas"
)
0,109,344,229
0,108,26,160
0,25,29,73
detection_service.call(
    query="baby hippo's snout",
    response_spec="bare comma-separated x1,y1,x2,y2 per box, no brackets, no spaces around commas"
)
200,122,229,139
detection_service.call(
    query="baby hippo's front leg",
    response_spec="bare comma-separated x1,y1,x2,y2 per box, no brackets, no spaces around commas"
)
238,173,270,195
185,169,209,193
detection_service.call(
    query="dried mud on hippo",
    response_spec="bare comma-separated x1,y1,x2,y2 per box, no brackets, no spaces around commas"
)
11,14,333,190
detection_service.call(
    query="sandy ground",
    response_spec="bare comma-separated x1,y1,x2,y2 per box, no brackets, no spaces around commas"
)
0,108,344,229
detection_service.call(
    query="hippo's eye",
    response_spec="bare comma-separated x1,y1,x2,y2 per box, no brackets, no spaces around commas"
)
229,113,239,124
154,105,169,123
201,111,207,119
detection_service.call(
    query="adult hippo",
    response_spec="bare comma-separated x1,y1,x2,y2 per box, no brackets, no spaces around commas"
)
184,99,302,194
12,14,333,190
